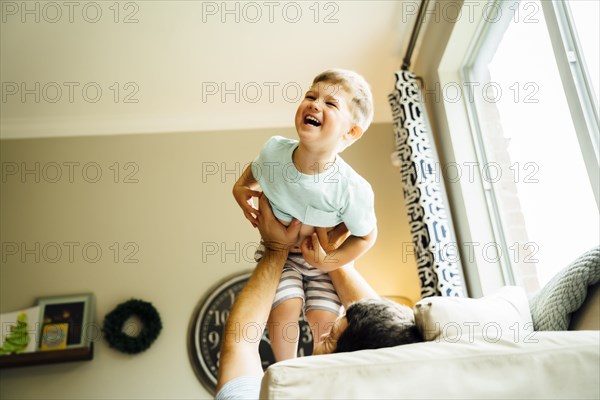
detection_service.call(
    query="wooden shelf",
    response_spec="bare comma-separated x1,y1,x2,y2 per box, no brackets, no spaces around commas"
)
0,344,93,368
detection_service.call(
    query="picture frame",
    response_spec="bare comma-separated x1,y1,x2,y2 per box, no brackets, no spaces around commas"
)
0,305,41,355
36,293,95,351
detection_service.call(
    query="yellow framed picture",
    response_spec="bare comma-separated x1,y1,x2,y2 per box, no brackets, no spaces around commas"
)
40,323,69,351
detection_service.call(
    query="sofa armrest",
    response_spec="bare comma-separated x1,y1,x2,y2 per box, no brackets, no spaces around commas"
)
260,331,600,399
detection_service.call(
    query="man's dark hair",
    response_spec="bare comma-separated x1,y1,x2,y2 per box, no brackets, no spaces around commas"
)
334,298,423,353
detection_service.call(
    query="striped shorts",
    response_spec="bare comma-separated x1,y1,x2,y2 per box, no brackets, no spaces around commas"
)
254,243,342,316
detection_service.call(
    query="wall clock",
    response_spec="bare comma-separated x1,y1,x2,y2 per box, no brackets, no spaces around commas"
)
188,271,314,394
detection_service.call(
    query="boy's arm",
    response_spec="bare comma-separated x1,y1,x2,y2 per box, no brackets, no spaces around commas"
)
232,164,261,227
309,224,379,307
234,164,259,189
301,226,377,272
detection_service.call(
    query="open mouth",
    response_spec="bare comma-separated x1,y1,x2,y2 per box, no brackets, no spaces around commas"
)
304,115,321,127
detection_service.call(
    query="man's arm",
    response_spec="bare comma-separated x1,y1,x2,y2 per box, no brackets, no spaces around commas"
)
216,249,288,391
216,194,301,392
328,264,379,308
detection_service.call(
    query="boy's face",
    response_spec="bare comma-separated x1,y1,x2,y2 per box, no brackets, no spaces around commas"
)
294,81,357,151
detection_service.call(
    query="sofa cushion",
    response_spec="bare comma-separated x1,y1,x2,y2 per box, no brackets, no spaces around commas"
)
260,331,600,399
413,286,533,341
529,246,600,331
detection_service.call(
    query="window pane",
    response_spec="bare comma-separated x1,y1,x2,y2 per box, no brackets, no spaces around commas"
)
473,0,599,291
567,0,600,113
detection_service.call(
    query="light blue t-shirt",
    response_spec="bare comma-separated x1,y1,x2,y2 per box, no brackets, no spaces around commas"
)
251,136,376,237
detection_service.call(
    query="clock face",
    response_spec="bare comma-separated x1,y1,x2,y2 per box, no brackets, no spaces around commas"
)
188,271,314,394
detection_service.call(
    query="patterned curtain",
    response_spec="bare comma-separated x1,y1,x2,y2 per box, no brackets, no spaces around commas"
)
388,70,466,298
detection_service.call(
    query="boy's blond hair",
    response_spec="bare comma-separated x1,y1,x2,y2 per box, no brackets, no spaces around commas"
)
312,69,374,134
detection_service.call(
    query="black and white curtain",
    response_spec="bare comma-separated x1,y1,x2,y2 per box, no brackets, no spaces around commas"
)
388,70,465,298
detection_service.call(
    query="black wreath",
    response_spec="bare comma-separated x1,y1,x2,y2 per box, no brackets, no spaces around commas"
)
102,299,162,355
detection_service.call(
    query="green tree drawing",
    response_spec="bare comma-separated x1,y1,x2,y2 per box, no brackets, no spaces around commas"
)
0,313,30,355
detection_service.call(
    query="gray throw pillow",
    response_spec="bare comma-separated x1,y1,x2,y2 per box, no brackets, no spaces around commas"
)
529,246,600,331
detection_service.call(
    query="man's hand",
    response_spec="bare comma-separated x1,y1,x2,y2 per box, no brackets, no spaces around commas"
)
256,193,301,253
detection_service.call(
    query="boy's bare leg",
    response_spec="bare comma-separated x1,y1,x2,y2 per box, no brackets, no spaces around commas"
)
306,309,338,350
268,297,303,362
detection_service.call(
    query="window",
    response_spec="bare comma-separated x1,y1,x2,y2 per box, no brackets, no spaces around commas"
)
461,0,599,293
567,0,599,112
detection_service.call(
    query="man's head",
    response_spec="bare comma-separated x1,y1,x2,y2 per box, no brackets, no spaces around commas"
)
313,298,423,355
294,69,374,153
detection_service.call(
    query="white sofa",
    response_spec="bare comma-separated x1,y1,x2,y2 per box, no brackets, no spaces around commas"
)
259,283,600,399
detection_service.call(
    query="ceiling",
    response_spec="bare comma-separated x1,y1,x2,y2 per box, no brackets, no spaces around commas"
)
1,1,425,139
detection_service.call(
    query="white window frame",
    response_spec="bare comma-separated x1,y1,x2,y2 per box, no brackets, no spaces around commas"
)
460,0,518,290
431,0,599,296
541,0,599,209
